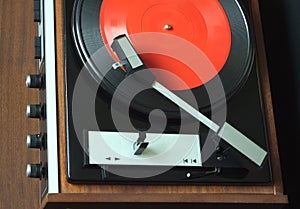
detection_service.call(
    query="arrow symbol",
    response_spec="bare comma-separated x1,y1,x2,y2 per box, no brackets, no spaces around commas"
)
193,159,197,163
115,157,120,161
183,159,188,163
105,157,111,160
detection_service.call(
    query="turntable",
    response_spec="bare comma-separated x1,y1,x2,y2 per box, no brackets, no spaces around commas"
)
63,0,272,183
24,0,290,208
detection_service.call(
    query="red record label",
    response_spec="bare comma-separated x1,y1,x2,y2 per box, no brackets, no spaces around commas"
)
100,0,231,90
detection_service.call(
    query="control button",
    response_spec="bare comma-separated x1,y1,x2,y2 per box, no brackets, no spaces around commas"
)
26,104,45,119
26,163,44,179
27,134,46,149
34,36,41,59
26,74,44,89
34,0,41,22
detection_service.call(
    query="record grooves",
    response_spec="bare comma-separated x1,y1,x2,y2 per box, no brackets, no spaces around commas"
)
72,0,254,113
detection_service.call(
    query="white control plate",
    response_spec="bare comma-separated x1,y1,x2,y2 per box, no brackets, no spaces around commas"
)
88,131,202,167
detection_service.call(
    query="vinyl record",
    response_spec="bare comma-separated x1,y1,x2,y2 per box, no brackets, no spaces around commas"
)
99,0,232,90
72,0,253,116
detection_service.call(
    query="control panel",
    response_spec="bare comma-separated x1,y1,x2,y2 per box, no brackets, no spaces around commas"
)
26,0,59,200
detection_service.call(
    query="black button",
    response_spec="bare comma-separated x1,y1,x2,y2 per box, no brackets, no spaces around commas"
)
26,163,44,179
26,104,46,119
27,134,46,149
26,74,44,89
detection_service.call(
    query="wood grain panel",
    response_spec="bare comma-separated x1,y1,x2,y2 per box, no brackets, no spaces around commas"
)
250,0,285,195
0,1,39,209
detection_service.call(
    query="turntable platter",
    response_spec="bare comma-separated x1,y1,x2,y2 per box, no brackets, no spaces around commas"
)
72,0,253,113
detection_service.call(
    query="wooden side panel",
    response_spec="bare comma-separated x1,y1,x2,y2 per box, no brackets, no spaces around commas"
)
0,1,40,209
249,0,285,195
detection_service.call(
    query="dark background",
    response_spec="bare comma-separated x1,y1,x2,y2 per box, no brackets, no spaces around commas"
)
260,0,300,208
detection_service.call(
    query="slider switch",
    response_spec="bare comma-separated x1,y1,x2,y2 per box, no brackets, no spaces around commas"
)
34,36,42,59
34,0,41,22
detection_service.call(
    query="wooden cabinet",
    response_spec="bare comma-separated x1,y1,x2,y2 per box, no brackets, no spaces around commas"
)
40,0,288,208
